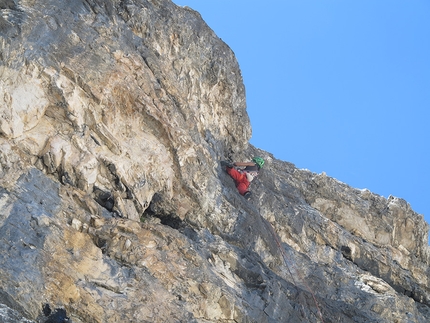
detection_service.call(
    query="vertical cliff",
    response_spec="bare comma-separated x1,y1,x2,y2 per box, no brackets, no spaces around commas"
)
1,0,429,322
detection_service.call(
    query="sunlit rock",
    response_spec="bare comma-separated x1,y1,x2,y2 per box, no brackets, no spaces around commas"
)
0,0,428,322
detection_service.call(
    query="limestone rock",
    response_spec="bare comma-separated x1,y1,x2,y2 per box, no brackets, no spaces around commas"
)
0,0,429,322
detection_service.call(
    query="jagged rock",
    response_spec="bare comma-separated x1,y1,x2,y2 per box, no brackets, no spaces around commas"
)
0,0,429,322
0,304,35,323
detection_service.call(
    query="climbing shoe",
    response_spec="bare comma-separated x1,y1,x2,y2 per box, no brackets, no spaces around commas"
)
243,191,252,200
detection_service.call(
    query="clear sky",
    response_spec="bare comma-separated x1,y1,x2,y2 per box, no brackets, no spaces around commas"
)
172,0,430,241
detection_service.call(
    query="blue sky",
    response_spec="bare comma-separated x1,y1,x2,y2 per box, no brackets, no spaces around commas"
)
172,1,430,240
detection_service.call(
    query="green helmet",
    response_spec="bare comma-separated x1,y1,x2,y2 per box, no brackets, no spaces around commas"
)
252,156,265,168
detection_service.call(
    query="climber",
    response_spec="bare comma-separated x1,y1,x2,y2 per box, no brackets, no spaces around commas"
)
221,157,264,200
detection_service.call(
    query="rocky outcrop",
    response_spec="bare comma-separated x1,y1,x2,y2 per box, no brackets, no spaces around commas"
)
0,0,429,322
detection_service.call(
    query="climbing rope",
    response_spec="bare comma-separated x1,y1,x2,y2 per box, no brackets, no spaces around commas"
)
262,217,325,323
220,166,325,321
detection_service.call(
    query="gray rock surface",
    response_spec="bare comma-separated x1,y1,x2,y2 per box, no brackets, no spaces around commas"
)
1,0,429,322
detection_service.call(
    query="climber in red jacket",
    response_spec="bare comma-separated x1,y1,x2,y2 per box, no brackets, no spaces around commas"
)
221,157,264,200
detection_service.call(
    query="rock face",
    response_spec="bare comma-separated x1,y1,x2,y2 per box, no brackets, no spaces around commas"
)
0,0,429,322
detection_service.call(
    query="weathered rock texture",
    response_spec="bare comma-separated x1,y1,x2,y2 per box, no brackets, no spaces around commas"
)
0,0,429,322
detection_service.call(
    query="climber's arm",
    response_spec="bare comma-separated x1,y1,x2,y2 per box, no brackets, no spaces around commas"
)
233,162,256,167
